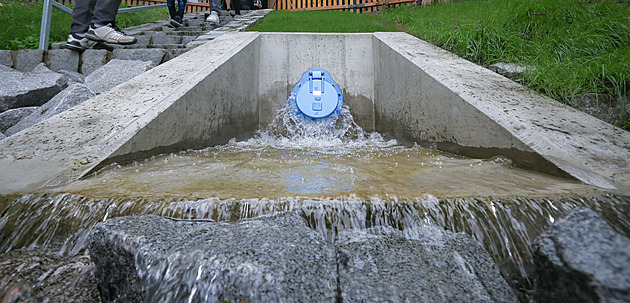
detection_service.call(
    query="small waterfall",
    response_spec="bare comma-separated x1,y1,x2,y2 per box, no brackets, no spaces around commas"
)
2,192,628,295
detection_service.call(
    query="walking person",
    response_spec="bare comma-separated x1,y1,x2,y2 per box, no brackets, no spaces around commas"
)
168,0,187,28
205,0,221,25
65,0,137,52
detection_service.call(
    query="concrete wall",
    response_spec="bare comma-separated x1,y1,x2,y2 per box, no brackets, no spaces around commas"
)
258,33,375,131
1,32,628,195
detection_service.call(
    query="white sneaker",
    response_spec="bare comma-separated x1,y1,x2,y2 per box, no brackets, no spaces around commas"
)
86,23,137,45
206,11,220,25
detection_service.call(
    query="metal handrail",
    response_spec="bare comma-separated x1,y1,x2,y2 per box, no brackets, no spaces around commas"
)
38,0,167,50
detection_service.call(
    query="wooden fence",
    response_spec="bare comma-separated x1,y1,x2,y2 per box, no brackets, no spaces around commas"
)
272,0,416,13
28,0,416,13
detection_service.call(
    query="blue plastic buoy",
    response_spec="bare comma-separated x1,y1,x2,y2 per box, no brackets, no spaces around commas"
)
290,68,343,120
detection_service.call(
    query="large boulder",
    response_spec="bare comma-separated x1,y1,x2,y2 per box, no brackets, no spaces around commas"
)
337,226,518,303
84,59,155,94
5,84,95,136
89,212,338,302
0,107,38,133
533,208,630,303
0,68,68,113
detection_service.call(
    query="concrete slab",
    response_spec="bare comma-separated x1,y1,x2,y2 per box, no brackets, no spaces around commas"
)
0,32,260,195
372,32,630,192
0,32,628,196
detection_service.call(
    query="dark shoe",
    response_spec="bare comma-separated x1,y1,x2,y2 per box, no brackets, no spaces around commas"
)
170,19,183,28
64,34,96,52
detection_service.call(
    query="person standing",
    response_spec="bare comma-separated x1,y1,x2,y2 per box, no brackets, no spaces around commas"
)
205,0,221,25
168,0,187,28
65,0,137,52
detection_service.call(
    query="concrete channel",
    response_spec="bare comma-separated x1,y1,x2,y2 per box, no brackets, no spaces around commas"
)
0,32,629,195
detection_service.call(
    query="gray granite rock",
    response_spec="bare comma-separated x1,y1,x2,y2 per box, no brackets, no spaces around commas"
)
151,32,182,45
490,62,534,78
5,83,95,136
0,132,5,141
58,70,86,84
337,226,519,303
15,49,45,72
0,68,68,113
80,49,109,75
89,212,338,303
0,50,13,68
0,65,13,72
111,48,167,66
46,49,80,72
533,208,630,303
84,59,154,94
30,62,53,73
0,107,38,133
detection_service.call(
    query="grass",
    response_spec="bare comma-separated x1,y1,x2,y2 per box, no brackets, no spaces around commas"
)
381,0,630,117
249,10,403,32
0,0,169,50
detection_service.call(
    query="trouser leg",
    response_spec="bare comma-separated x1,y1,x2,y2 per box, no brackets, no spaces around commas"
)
70,0,97,35
167,0,177,19
176,0,187,22
210,0,221,13
92,0,123,26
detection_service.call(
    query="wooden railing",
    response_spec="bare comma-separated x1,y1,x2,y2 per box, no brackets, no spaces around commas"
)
272,0,415,13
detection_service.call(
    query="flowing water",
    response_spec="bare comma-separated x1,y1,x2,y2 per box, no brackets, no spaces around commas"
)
1,99,629,300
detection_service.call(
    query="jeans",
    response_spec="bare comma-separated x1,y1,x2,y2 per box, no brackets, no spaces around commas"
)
70,0,122,35
210,0,221,14
167,0,187,23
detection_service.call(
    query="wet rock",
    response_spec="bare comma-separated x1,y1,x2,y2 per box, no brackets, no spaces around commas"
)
84,59,155,94
337,226,519,303
5,84,95,136
0,107,38,133
89,212,337,302
0,68,68,113
0,249,99,303
533,208,630,303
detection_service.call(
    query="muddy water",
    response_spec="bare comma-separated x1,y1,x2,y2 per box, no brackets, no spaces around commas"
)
1,102,628,300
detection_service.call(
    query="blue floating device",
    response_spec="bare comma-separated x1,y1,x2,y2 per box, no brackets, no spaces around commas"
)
290,68,343,119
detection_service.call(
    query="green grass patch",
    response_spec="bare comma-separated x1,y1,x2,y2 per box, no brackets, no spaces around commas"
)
0,0,168,50
382,0,630,119
249,10,404,32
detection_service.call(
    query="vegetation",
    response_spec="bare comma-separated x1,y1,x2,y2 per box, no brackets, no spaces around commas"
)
382,0,629,128
0,0,168,50
249,10,403,32
251,0,629,129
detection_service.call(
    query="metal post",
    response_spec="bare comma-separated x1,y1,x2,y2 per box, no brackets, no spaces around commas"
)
39,0,54,50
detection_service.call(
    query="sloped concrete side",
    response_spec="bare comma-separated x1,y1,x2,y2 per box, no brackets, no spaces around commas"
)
0,32,261,195
373,32,630,193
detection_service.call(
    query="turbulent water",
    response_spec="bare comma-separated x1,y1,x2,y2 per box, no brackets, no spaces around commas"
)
1,98,629,300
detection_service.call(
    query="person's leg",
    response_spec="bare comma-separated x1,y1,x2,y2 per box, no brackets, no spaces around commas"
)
205,0,221,24
91,0,122,26
175,0,187,23
87,0,137,44
70,0,97,36
167,0,177,20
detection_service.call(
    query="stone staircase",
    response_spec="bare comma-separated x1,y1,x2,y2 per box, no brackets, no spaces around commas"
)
0,9,272,74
